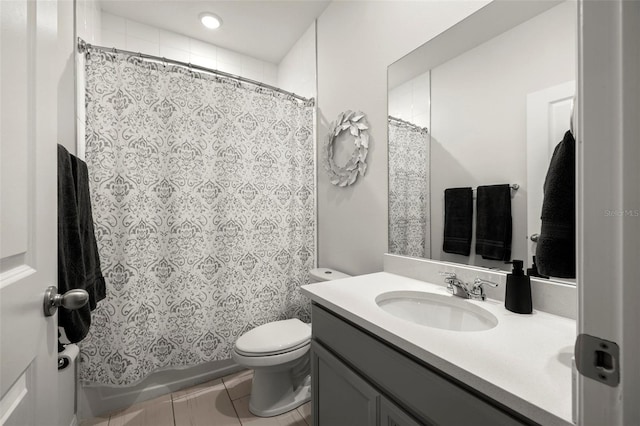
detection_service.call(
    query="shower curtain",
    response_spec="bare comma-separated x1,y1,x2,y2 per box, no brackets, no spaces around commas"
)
80,49,315,386
388,117,430,258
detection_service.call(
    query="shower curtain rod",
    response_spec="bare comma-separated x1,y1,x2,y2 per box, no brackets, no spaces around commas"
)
388,115,429,133
77,38,314,105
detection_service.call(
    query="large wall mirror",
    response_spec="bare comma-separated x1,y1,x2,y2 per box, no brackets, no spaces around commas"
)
387,0,576,283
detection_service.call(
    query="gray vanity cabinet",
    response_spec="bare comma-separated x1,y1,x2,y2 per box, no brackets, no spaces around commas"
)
312,341,378,426
311,303,534,426
311,340,421,426
380,397,423,426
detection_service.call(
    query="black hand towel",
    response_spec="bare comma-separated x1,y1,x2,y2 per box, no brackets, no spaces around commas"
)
536,131,576,278
443,187,473,256
475,184,512,261
58,144,106,343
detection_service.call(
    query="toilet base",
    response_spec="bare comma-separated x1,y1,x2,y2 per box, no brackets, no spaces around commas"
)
248,368,311,417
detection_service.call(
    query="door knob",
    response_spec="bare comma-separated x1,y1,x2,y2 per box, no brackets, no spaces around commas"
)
530,233,540,242
43,286,89,317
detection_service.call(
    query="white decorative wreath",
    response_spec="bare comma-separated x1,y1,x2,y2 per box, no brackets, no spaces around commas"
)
324,110,370,187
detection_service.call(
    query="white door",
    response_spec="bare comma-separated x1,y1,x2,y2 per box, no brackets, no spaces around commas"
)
526,81,575,263
1,0,60,424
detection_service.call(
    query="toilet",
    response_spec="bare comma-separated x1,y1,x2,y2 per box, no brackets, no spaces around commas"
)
232,267,350,417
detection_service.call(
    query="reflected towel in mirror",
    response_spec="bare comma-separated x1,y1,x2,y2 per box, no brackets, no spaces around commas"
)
443,187,473,256
476,184,512,261
536,130,576,278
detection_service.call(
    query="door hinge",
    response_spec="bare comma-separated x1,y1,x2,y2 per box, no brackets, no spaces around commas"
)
575,334,620,387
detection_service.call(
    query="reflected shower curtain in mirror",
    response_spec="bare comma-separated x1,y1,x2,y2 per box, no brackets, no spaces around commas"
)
388,117,430,258
80,49,315,386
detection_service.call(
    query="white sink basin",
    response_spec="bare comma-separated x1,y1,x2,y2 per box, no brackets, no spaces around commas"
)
375,291,498,332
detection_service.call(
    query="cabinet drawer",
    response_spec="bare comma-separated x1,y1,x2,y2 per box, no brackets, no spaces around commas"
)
312,304,534,426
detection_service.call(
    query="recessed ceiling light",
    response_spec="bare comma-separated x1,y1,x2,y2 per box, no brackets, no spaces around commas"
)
200,13,222,30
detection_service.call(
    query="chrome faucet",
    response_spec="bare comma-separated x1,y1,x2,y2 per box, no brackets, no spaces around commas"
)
439,272,470,299
439,272,498,301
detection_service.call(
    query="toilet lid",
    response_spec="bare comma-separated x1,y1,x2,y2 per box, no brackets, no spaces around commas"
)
235,319,311,356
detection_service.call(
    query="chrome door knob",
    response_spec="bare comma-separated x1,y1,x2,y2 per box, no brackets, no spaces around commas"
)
43,286,89,317
530,233,540,242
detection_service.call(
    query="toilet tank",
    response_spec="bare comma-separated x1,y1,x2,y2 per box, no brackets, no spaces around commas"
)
309,267,351,283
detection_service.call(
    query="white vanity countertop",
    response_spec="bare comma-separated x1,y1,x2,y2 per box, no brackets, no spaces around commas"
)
301,272,576,426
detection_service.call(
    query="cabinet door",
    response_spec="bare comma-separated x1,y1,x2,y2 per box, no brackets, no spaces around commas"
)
380,397,424,426
311,341,378,426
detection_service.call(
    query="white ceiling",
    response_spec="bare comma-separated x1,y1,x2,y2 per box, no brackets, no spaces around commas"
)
100,0,330,64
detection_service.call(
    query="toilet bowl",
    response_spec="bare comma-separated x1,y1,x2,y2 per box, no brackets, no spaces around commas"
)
232,267,350,417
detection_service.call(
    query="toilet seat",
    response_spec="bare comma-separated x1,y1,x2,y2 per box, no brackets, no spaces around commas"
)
232,343,310,369
235,339,310,357
235,318,311,356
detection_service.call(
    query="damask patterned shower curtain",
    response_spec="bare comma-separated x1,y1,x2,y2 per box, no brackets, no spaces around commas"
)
388,117,430,258
80,49,315,386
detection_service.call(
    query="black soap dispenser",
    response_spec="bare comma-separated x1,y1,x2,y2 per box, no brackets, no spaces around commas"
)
504,260,532,314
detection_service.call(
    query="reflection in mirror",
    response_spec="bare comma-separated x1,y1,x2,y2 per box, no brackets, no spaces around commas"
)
388,116,430,258
387,1,576,283
388,71,431,258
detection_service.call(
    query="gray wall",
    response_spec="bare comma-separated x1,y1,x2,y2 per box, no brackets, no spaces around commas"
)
316,1,489,275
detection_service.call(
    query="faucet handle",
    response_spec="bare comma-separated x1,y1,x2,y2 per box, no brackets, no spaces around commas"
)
473,277,498,288
469,278,499,301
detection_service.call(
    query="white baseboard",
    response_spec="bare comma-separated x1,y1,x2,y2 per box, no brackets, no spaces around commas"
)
77,359,242,420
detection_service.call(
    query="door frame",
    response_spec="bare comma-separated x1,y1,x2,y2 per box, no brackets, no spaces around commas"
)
577,0,640,424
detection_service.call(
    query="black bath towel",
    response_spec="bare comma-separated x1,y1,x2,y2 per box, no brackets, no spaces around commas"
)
475,184,512,261
443,187,473,256
58,144,106,343
536,131,576,278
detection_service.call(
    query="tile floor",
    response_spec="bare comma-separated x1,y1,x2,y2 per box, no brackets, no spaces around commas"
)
81,370,312,426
